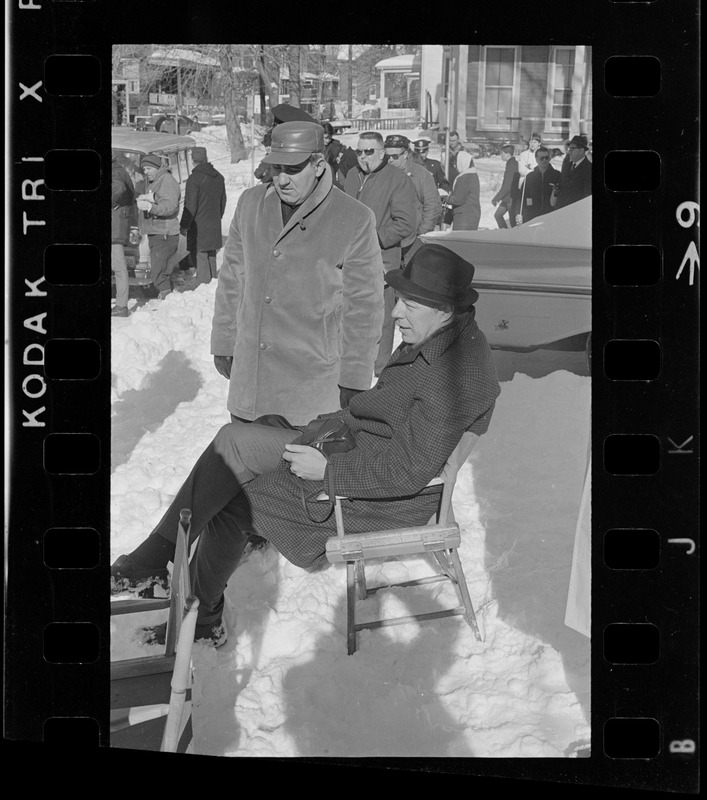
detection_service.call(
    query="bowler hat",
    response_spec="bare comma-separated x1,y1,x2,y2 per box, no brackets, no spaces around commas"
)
384,134,410,149
567,134,589,150
385,243,479,310
140,154,163,169
262,121,325,165
271,103,317,125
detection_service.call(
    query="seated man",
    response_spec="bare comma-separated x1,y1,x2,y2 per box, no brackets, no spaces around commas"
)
111,243,502,647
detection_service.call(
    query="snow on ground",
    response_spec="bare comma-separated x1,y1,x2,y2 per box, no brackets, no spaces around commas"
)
111,124,591,758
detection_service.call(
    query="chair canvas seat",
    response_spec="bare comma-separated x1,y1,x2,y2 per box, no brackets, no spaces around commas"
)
323,432,482,654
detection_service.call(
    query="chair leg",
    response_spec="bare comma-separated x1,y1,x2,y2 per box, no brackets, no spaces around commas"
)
449,548,482,642
346,562,357,655
355,559,367,600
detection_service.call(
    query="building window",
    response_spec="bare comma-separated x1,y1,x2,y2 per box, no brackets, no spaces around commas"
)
478,46,520,131
548,47,575,129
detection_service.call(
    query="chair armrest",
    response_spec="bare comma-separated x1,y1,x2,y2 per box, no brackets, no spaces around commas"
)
315,476,444,502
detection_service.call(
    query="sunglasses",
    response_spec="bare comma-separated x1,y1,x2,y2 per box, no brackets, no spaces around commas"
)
271,159,311,175
536,155,550,161
386,152,408,161
355,147,380,157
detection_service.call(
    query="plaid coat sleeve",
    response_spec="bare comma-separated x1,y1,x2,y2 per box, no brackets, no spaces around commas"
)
327,314,500,499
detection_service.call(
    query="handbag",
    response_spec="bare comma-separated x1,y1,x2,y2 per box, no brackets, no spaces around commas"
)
296,417,356,522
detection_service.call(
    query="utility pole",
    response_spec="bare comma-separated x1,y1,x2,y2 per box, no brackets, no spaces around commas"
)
348,45,353,118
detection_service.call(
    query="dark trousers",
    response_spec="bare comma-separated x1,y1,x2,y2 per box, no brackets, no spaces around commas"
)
148,234,179,293
149,421,300,626
494,203,516,229
196,250,218,284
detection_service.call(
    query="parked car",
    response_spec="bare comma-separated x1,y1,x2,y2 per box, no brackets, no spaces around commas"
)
421,197,591,355
111,126,197,285
154,114,201,135
322,119,352,136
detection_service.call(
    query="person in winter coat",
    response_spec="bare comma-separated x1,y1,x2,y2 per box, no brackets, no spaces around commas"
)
343,131,418,376
446,151,481,231
491,145,520,228
517,133,542,187
516,146,561,223
552,134,592,210
136,154,181,299
384,134,442,255
111,158,136,317
179,147,227,285
412,138,451,194
110,242,501,647
211,121,385,426
446,130,466,187
322,122,357,189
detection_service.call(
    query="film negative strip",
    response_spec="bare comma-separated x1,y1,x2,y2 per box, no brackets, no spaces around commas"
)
6,0,700,789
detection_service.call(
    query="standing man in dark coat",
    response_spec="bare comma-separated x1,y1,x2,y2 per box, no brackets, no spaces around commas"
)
322,122,357,189
111,158,136,317
179,147,227,285
384,134,442,255
111,243,501,647
516,146,561,224
491,145,520,228
552,135,592,210
412,138,451,193
344,131,418,376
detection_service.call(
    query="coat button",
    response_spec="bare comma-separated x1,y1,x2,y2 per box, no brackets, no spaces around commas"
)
259,343,267,350
264,296,272,304
273,249,280,257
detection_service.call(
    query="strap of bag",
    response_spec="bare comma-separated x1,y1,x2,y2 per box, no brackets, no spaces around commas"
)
297,455,337,524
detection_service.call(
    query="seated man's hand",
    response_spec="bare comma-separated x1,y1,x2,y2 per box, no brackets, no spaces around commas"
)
213,355,233,379
282,444,327,481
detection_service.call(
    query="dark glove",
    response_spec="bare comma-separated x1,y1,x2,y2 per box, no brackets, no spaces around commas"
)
339,386,363,409
214,355,233,379
179,228,188,237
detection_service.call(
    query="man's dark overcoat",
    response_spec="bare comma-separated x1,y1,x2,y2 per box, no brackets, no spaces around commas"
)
241,312,501,568
555,157,592,209
179,161,227,251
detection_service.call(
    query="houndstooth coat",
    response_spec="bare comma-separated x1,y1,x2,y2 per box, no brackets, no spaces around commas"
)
240,311,501,568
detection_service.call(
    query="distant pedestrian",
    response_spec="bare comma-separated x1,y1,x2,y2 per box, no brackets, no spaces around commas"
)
446,130,466,187
179,147,227,285
344,131,417,376
384,134,442,255
552,134,592,209
517,133,542,187
412,138,451,193
322,122,357,189
136,154,181,299
516,146,561,223
111,157,136,317
491,145,520,228
446,150,481,231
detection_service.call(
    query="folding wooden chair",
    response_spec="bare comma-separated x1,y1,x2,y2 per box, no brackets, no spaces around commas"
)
110,509,197,752
325,432,483,655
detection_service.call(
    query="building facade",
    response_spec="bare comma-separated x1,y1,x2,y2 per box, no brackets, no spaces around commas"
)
439,44,592,145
